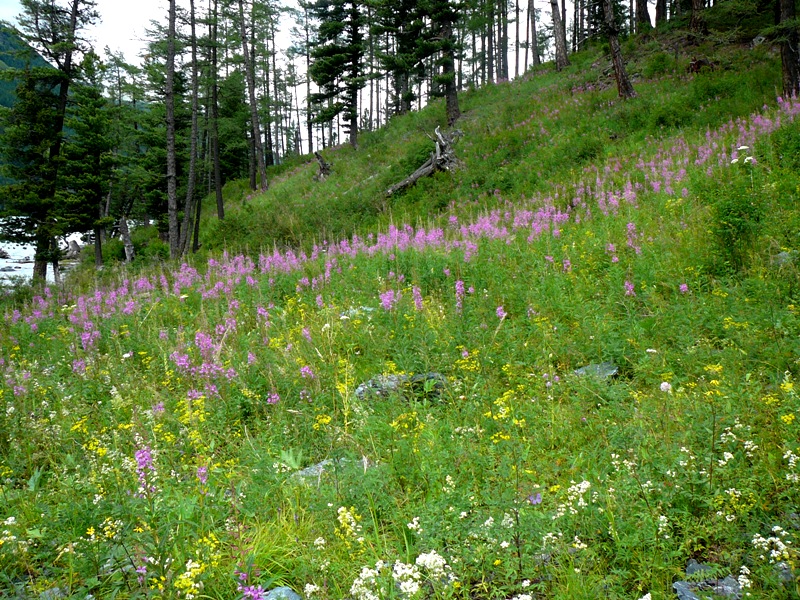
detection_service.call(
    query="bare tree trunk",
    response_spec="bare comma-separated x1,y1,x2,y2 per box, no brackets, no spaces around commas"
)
604,0,637,98
690,0,707,35
180,0,200,257
531,0,540,64
636,0,652,31
515,0,520,77
655,0,667,25
166,0,180,259
238,0,268,191
488,0,495,82
780,0,800,97
442,20,461,126
211,0,224,219
550,0,570,70
119,216,135,263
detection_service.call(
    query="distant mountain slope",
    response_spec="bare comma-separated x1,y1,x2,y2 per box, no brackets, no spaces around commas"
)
0,24,49,108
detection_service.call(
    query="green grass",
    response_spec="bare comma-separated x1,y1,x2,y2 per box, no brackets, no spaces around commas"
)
3,23,800,600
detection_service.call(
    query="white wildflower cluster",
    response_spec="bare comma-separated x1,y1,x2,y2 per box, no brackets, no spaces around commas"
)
0,517,30,555
610,454,636,474
638,594,652,600
657,515,670,540
784,449,799,483
542,531,563,549
737,566,752,589
407,517,423,533
350,551,456,600
572,536,587,550
718,452,735,467
501,512,515,529
415,550,456,582
508,595,533,600
678,446,696,467
314,536,326,549
752,526,793,563
553,480,591,519
393,561,421,596
442,474,455,493
350,562,386,600
271,461,293,473
304,583,321,598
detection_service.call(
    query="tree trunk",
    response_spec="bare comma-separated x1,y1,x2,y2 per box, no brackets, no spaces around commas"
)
515,0,520,78
636,0,652,31
166,0,180,259
604,0,637,98
211,0,224,219
238,0,269,191
780,0,800,97
33,233,49,284
180,0,200,257
442,20,461,126
531,0,540,64
690,0,707,35
550,0,570,70
119,216,135,263
655,0,667,25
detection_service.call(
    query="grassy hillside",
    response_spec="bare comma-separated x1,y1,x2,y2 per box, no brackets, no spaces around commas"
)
4,26,800,600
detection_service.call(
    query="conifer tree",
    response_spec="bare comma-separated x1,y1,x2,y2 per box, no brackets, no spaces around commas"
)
309,0,366,147
60,52,114,268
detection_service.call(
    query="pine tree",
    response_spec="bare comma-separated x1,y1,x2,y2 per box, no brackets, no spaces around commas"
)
60,52,114,268
0,68,62,276
309,0,366,147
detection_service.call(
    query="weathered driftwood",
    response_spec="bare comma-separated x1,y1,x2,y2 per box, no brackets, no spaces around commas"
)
386,127,462,196
314,151,331,181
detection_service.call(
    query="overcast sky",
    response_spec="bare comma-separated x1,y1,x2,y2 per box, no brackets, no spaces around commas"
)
0,0,166,64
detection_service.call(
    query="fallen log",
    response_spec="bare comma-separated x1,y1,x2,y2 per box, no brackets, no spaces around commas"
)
386,127,462,196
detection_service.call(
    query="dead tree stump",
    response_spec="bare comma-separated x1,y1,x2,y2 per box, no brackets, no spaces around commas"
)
314,151,331,181
386,127,462,196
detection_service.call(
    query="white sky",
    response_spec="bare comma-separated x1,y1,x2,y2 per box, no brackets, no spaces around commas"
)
0,0,167,65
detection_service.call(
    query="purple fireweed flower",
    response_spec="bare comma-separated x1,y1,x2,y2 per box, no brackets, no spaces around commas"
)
196,465,208,485
266,392,280,405
316,295,324,308
152,402,165,415
496,306,507,320
300,366,315,379
528,492,542,505
73,359,86,374
248,352,257,365
455,280,465,314
379,289,400,311
238,585,267,600
412,286,423,311
624,280,636,297
134,445,157,498
302,327,312,342
679,283,689,294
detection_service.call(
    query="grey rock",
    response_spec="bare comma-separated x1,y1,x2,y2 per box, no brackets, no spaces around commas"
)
355,374,407,399
686,559,712,577
673,581,701,600
291,457,371,484
265,587,302,600
574,362,618,379
772,251,798,267
751,34,766,47
355,372,448,401
0,248,9,259
775,561,794,583
713,575,741,599
0,266,18,272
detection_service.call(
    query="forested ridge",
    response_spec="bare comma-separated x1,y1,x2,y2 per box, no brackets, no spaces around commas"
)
0,0,797,285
